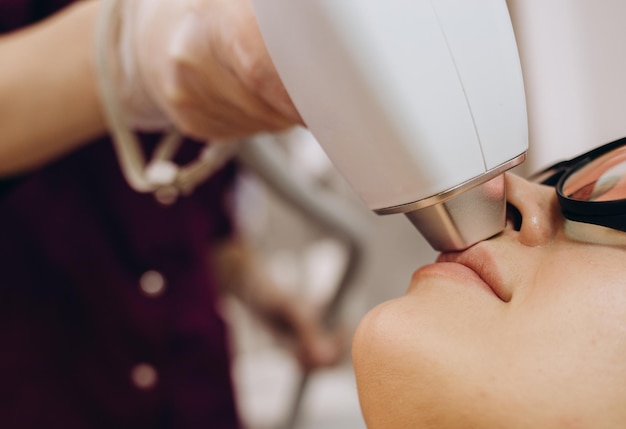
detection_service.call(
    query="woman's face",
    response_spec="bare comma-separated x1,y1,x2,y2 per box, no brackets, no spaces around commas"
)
352,173,626,428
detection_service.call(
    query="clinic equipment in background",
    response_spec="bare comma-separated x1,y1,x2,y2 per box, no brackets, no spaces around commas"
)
236,135,367,429
251,0,528,251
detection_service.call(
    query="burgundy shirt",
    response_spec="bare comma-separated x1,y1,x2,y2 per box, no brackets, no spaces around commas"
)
0,2,241,427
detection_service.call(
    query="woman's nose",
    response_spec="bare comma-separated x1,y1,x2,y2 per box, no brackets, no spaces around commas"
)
505,173,560,246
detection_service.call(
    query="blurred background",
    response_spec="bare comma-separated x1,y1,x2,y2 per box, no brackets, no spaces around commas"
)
221,127,439,429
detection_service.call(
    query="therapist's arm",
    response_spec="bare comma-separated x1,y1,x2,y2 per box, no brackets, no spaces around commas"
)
0,0,303,177
0,0,105,176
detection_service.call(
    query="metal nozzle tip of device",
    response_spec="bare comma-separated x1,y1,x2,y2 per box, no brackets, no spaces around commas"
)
405,174,506,252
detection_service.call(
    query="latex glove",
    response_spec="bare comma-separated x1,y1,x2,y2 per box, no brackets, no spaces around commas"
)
114,0,302,140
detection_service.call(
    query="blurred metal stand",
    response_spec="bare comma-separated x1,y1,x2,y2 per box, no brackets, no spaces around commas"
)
237,135,367,429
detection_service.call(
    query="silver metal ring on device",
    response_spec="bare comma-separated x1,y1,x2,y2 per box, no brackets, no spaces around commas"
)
374,153,526,215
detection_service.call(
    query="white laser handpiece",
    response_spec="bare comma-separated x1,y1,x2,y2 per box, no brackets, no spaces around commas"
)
252,0,528,251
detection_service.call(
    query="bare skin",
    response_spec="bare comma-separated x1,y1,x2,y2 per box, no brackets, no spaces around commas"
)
0,1,105,175
353,173,626,429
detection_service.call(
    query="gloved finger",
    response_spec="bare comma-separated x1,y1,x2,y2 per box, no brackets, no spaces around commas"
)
228,36,304,126
156,8,296,140
202,0,304,125
163,58,295,140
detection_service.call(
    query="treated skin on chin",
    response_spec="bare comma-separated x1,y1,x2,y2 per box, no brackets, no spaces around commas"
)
352,174,626,429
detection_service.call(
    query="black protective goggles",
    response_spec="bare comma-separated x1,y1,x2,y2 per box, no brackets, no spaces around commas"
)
529,137,626,232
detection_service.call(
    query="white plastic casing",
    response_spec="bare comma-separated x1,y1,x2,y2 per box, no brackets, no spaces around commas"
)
252,0,527,212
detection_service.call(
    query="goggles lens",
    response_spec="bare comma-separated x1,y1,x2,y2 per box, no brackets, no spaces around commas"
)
531,137,626,233
562,146,626,202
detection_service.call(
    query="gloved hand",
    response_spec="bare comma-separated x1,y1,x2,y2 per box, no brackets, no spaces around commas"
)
111,0,303,140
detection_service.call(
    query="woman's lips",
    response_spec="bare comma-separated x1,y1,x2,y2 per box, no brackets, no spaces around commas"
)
412,261,495,296
436,243,511,302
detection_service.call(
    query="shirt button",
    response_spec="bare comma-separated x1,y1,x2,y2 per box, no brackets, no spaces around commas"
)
130,363,159,390
139,270,166,297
